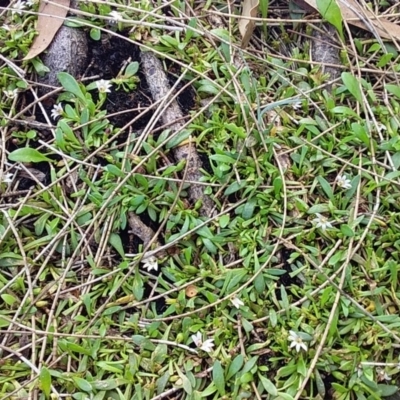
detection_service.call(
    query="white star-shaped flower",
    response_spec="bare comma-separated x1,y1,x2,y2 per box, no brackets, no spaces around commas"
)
288,330,308,353
292,101,302,110
230,296,244,309
4,89,18,99
336,174,352,190
376,123,387,132
141,256,158,272
1,172,13,184
96,79,112,93
12,0,26,15
313,213,333,231
109,11,123,21
51,103,63,120
191,332,214,353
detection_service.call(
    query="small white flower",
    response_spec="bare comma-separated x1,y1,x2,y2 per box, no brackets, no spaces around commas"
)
109,11,123,21
1,172,13,184
313,213,333,231
200,338,215,353
26,0,36,5
336,174,352,190
51,103,63,120
191,332,214,353
4,89,18,99
230,296,244,309
12,0,26,15
141,256,158,272
288,330,308,353
377,368,391,381
96,79,112,93
376,123,387,132
292,101,302,110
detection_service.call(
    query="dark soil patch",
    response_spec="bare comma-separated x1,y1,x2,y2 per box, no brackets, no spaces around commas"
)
87,33,196,129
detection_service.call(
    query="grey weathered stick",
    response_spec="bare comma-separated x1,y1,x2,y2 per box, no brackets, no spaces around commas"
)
37,1,88,93
311,24,341,91
128,212,162,251
140,51,215,217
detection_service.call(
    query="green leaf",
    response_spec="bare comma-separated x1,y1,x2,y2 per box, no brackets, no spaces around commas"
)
224,181,246,196
90,28,101,40
269,308,277,327
105,164,125,178
219,214,230,228
331,106,360,119
258,373,277,396
240,372,254,384
385,84,400,99
351,122,369,146
307,204,330,214
273,177,283,197
39,367,52,398
165,129,192,149
341,72,363,103
8,148,52,163
92,379,127,390
226,355,244,380
108,233,125,258
378,384,398,397
58,72,86,102
59,340,92,356
212,361,225,396
200,383,218,397
340,224,354,237
242,197,257,219
317,176,334,201
1,294,17,306
314,369,326,398
316,0,343,39
276,393,295,400
72,377,92,392
125,62,139,76
175,364,192,395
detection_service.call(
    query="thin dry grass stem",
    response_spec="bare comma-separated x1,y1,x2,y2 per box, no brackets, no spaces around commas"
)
150,387,180,400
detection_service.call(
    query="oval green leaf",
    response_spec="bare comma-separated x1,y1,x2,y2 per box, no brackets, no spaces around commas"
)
8,147,52,163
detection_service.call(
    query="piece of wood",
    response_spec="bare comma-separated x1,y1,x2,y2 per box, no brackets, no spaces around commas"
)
140,51,215,217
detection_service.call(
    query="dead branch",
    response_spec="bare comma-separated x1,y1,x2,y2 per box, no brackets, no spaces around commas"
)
140,51,215,217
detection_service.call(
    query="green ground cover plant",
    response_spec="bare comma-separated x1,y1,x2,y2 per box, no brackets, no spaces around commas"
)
1,0,400,399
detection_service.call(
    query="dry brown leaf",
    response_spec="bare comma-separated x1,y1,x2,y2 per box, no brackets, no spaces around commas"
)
298,0,400,41
24,0,70,60
238,0,259,48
